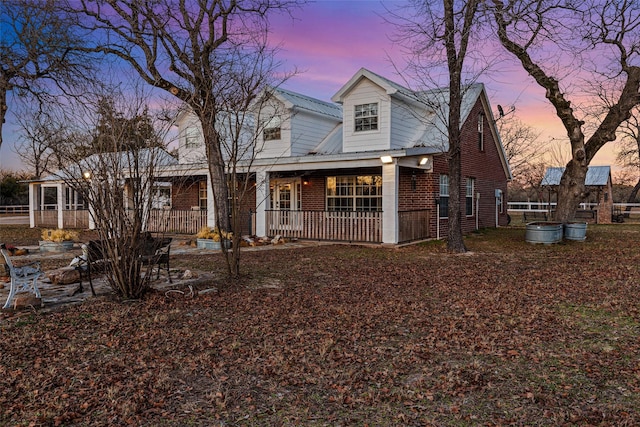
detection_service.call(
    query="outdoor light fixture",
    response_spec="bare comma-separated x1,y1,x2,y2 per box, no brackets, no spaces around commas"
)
83,171,92,180
419,157,429,166
380,155,393,164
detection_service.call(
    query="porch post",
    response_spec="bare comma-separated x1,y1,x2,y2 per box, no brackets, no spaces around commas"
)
28,183,37,228
255,169,269,237
57,182,64,229
206,173,216,228
382,161,399,245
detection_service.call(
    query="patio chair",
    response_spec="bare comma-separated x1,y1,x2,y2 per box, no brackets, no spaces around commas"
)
1,243,44,309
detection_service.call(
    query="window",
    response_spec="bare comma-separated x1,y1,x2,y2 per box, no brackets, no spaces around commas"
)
263,116,282,141
198,181,207,209
478,113,484,151
439,175,449,218
152,183,172,209
185,127,200,148
326,175,382,212
264,127,281,141
354,103,378,132
466,178,475,216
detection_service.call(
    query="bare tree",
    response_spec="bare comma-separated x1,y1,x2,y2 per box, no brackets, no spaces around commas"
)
42,87,177,299
498,115,544,182
0,0,96,151
490,0,640,222
67,0,300,276
14,110,63,178
616,108,640,209
389,0,482,252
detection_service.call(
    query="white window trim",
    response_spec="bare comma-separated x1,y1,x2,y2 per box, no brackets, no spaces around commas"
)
354,103,379,132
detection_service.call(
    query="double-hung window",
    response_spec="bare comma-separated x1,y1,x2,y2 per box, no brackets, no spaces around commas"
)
326,175,382,212
185,127,200,148
263,116,282,141
354,103,378,132
466,178,475,216
198,181,207,210
439,175,449,218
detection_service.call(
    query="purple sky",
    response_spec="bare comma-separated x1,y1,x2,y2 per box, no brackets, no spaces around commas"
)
0,0,616,172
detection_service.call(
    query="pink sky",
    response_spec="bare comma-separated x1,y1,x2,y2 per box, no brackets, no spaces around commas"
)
0,0,618,172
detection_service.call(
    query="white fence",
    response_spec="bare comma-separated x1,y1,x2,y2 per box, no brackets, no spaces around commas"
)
0,205,29,214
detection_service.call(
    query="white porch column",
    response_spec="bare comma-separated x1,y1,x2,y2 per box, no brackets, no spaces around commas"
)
57,182,65,229
28,183,37,228
255,170,269,237
206,173,216,228
382,161,399,245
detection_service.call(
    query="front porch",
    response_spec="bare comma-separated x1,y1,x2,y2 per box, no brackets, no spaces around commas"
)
265,209,430,244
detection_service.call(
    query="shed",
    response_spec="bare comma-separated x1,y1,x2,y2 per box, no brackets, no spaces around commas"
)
541,166,613,223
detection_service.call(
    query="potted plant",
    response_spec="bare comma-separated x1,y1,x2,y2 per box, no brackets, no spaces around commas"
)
196,226,232,250
39,229,79,252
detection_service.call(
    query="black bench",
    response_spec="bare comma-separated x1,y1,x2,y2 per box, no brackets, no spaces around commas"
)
575,209,596,221
77,235,173,295
523,211,548,222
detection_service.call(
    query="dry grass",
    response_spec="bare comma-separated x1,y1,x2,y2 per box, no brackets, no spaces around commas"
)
1,224,639,426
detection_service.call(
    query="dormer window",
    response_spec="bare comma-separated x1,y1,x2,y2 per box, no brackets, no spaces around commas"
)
185,127,200,148
263,116,282,141
354,103,378,132
264,127,281,141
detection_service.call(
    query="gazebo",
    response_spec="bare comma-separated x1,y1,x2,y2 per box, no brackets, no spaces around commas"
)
541,166,613,224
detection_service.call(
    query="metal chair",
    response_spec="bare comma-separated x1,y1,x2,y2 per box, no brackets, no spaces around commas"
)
1,243,44,309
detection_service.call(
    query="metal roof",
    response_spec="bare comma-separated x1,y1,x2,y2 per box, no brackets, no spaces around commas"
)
541,166,611,186
274,87,342,120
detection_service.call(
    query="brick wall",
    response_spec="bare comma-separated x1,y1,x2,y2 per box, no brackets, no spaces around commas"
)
418,98,509,237
171,177,205,210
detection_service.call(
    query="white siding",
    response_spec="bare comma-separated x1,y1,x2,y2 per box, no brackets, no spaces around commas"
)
389,98,430,150
290,111,341,156
177,114,206,165
254,101,292,159
342,79,391,153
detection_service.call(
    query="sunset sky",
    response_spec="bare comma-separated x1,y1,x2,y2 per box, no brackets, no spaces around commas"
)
0,0,618,172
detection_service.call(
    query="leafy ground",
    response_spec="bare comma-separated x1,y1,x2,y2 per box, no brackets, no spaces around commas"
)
1,224,639,426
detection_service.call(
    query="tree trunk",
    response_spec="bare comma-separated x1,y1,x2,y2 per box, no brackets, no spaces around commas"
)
626,178,640,214
201,115,231,234
0,73,9,151
555,158,588,222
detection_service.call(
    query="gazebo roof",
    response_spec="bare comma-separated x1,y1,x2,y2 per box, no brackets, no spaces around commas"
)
541,166,611,187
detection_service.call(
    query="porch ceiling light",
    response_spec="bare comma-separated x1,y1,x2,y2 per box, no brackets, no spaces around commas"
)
419,157,429,166
380,155,393,164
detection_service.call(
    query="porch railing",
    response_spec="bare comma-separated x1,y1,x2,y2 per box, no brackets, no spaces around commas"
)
146,209,208,235
32,209,90,229
63,210,89,229
398,209,431,243
266,210,382,243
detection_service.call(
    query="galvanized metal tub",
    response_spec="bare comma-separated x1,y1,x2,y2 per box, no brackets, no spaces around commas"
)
564,222,587,241
525,222,563,244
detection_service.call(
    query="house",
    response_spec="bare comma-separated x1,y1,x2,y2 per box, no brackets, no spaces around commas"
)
541,166,613,223
26,68,511,244
164,68,511,244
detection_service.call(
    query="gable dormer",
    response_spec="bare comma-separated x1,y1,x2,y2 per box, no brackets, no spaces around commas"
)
332,68,431,154
255,88,342,159
176,109,206,165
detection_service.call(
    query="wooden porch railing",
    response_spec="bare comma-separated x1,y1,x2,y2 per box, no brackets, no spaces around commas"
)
63,210,89,229
32,210,91,229
33,210,58,227
146,209,208,234
266,210,382,243
398,209,431,243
